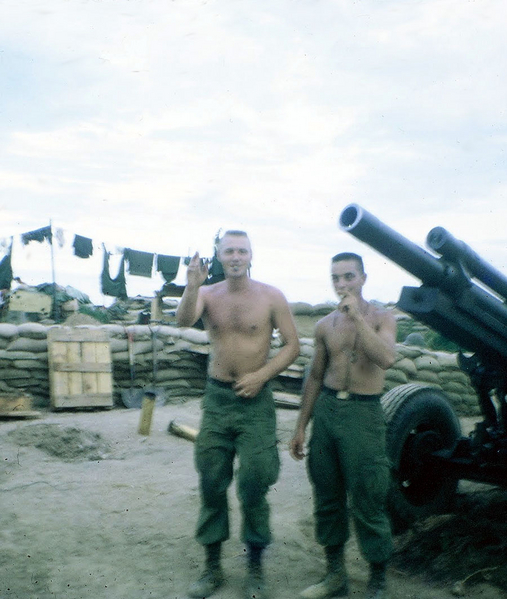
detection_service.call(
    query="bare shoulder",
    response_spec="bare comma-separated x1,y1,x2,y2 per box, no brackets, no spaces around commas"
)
315,311,335,337
199,280,227,300
252,280,289,303
369,302,396,325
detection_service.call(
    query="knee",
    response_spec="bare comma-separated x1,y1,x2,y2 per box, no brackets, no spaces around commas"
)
200,471,228,506
197,455,232,505
353,457,390,506
237,466,275,506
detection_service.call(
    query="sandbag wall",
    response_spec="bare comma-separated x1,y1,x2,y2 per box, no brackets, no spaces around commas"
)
0,323,211,408
107,324,209,402
0,323,480,415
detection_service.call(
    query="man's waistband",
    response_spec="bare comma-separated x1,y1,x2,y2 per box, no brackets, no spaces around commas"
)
322,385,381,402
208,377,235,389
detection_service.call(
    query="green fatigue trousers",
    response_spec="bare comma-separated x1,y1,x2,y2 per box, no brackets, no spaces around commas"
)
308,387,393,564
194,378,280,547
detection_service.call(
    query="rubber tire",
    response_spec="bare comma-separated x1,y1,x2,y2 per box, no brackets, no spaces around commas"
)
381,383,462,533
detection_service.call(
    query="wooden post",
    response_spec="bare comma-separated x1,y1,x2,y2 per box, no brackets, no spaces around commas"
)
151,295,162,321
138,392,156,435
49,219,58,321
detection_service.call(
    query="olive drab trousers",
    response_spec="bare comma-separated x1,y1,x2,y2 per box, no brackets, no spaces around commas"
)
194,379,280,547
308,387,393,564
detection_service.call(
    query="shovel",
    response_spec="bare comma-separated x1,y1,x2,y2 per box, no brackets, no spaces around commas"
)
121,329,145,408
145,327,165,406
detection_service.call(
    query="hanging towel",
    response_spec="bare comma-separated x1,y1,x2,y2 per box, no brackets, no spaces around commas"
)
156,254,181,283
101,247,127,299
124,248,154,277
73,234,93,258
21,225,52,245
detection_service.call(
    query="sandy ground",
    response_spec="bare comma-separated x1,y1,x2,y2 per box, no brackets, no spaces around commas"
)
0,398,505,599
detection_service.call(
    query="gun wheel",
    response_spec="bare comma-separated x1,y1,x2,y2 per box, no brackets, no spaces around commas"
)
381,383,461,533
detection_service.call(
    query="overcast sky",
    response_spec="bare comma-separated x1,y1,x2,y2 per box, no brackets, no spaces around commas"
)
1,0,506,307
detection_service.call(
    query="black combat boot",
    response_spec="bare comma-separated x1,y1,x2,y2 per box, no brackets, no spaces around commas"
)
366,561,388,599
244,543,267,599
188,542,224,598
299,545,349,599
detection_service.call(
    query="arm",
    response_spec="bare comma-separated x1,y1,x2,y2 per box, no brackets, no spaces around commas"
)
290,324,327,460
234,289,300,396
175,252,209,327
354,310,397,370
339,294,396,370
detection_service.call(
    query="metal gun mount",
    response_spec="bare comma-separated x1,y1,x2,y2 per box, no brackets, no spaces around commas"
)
339,203,507,532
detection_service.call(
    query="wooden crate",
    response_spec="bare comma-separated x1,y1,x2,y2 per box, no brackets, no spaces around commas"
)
8,289,53,316
0,393,40,418
48,328,113,409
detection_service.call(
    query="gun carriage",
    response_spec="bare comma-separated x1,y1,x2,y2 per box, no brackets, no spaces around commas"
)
339,204,507,531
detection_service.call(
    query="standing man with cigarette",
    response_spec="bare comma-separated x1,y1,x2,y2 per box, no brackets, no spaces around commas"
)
290,252,396,599
177,230,300,599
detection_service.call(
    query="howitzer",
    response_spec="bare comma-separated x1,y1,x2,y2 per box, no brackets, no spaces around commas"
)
339,204,507,531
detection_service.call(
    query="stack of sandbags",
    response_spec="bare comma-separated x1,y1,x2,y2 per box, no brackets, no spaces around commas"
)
106,324,209,402
0,323,49,406
385,344,479,415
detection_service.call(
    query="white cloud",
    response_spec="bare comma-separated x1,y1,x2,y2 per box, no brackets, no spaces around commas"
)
1,0,506,306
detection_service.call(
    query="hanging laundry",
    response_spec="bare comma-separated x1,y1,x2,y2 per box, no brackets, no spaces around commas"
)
0,239,13,290
208,256,225,284
21,225,52,245
101,247,127,299
156,254,181,283
124,248,154,278
73,234,94,258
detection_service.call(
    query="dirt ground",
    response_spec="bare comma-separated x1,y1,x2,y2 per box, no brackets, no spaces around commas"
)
1,398,505,599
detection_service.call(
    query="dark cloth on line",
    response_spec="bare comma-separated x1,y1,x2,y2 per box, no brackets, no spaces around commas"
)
100,248,127,299
0,242,13,290
156,254,180,283
73,235,94,258
205,257,225,285
125,248,154,278
21,226,52,245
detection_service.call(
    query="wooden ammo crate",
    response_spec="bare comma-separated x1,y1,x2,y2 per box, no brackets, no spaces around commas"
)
48,328,113,409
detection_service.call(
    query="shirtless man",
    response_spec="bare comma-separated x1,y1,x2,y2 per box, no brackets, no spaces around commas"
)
177,230,299,599
290,252,396,599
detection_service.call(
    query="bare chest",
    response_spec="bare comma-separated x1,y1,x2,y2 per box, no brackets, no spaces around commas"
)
325,312,379,354
205,296,273,336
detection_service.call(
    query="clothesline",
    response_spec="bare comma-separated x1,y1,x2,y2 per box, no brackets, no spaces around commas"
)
0,223,224,299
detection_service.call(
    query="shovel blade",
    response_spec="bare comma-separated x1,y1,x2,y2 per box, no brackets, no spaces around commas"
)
121,388,145,409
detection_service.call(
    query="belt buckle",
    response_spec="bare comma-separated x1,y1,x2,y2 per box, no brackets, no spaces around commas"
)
336,390,350,400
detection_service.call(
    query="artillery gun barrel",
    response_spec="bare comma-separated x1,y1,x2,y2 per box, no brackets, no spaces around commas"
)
427,226,507,300
338,203,507,365
339,204,445,286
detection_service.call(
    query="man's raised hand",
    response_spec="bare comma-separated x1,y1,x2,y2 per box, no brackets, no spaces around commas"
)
187,252,209,287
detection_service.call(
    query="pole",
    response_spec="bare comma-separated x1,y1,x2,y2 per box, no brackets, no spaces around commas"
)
49,219,57,320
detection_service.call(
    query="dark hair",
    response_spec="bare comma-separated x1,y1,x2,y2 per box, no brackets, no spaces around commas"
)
331,252,364,274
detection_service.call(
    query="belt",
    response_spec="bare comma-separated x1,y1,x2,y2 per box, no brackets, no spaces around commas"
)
323,386,381,402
